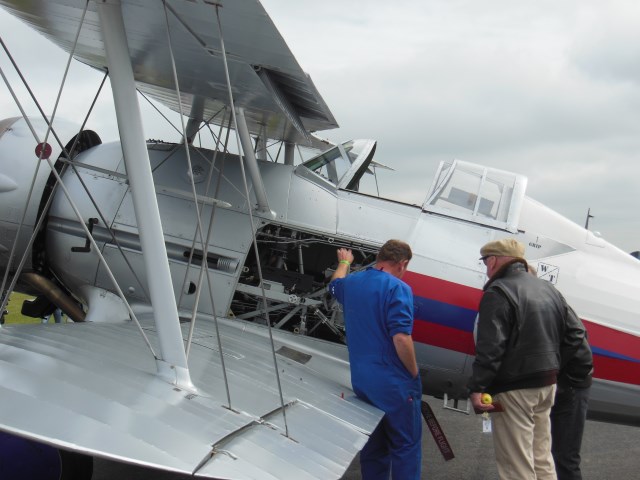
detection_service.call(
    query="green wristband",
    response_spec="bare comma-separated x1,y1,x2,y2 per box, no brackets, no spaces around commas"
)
339,260,351,265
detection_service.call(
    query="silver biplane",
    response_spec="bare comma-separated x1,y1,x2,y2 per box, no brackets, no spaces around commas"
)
0,0,638,478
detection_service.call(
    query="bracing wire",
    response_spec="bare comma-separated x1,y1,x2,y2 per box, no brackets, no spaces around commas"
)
213,4,291,438
0,0,94,311
0,3,158,356
0,55,150,304
162,1,235,407
162,0,209,267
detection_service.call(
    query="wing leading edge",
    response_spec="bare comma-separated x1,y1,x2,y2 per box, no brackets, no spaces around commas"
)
0,0,338,147
0,316,380,479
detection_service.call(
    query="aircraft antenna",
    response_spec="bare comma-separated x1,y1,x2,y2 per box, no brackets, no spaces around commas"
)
585,207,594,230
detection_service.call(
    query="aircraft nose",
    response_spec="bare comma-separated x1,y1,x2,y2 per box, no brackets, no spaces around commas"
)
0,117,78,275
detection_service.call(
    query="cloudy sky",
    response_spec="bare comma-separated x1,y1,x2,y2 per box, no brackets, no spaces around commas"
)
1,0,639,253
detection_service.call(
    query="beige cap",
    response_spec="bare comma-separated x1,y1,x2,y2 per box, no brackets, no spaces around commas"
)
480,238,525,259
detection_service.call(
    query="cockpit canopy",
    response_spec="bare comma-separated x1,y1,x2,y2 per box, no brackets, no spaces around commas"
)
298,142,526,233
423,160,527,233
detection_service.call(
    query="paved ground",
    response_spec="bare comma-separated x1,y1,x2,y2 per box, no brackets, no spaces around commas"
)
92,395,640,479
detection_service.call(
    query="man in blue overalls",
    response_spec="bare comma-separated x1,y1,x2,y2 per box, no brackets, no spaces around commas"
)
329,240,422,480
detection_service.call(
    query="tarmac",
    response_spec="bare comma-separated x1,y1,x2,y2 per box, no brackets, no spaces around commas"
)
92,395,640,479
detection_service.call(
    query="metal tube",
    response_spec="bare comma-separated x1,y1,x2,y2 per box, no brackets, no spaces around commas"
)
284,142,295,166
256,128,267,161
97,0,192,389
235,107,271,214
20,273,86,322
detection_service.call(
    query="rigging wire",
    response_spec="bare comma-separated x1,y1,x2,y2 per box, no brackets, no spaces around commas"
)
0,35,151,303
193,119,235,410
162,0,210,259
137,89,183,138
0,4,158,357
0,0,93,312
214,4,291,437
162,1,236,407
0,67,46,309
182,120,227,358
373,165,381,197
176,118,227,314
0,2,150,308
162,0,215,344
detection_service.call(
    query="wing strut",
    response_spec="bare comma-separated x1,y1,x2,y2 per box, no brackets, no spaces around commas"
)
235,107,272,214
97,0,193,391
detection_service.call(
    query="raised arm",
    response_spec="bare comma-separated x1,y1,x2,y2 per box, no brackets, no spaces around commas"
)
331,248,354,281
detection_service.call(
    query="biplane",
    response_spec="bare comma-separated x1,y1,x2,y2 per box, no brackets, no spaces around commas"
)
0,0,638,478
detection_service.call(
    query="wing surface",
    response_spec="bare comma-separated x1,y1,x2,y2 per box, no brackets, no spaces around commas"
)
0,0,337,148
0,316,380,479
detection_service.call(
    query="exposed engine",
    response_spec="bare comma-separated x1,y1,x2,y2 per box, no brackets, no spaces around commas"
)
230,225,378,342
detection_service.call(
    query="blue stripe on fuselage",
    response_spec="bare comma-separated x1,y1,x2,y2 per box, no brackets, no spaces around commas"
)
413,295,477,332
592,346,640,363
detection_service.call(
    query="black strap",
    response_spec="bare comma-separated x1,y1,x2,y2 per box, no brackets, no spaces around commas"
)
421,400,455,461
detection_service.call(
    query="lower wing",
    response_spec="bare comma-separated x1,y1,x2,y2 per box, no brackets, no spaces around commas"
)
0,315,381,479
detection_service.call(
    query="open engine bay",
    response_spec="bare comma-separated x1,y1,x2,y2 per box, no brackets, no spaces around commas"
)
230,225,378,342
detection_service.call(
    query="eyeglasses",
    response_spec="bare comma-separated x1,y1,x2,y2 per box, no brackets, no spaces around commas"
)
480,255,494,265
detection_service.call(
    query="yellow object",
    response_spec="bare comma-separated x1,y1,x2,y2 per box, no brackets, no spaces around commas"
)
481,393,493,405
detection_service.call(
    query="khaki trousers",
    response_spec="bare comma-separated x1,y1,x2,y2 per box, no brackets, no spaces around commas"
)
492,385,557,480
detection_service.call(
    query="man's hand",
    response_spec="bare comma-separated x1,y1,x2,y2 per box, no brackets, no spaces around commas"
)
331,248,354,281
337,248,354,264
470,392,495,412
392,333,419,378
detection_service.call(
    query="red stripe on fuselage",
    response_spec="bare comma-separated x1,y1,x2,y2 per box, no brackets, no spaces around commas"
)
404,271,639,385
404,271,482,311
583,320,640,362
412,319,476,356
593,354,640,386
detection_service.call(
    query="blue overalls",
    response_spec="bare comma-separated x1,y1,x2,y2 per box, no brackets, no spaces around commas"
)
330,268,422,480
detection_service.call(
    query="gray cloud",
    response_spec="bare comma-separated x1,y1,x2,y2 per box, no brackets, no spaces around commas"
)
2,1,639,253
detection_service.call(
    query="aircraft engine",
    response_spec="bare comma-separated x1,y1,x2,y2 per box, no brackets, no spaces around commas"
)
232,225,378,341
0,116,100,312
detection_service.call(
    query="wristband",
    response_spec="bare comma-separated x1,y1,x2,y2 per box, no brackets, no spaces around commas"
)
339,260,351,265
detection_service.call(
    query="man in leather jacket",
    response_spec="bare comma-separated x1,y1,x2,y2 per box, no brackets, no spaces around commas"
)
468,238,586,480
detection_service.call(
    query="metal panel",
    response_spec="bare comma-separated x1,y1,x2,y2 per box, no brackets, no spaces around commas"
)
287,172,337,233
0,316,381,479
337,191,419,243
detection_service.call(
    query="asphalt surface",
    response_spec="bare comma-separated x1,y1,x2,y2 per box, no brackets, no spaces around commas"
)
91,395,640,479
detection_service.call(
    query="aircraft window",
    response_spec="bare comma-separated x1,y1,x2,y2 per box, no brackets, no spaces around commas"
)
301,144,353,185
299,139,377,191
424,160,526,233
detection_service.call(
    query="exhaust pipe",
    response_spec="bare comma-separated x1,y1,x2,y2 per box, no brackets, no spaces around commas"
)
20,272,86,322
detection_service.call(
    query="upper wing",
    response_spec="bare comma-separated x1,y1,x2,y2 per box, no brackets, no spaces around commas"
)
0,315,380,479
0,0,337,148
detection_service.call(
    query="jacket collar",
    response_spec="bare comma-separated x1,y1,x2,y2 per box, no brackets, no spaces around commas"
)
484,258,529,291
